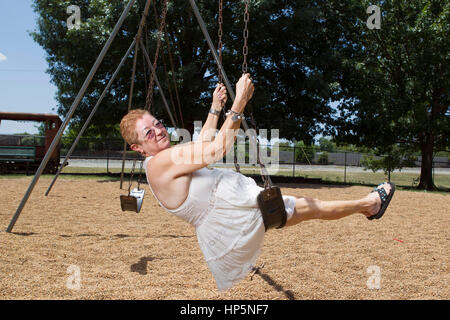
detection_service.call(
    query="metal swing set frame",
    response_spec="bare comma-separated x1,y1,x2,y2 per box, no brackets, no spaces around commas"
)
5,0,282,233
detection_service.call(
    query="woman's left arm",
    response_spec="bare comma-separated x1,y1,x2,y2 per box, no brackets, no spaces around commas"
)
197,84,227,141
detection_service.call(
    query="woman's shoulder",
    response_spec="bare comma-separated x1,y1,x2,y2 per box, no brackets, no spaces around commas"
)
145,149,172,172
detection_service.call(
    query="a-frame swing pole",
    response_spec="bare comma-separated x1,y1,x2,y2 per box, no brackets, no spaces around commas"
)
45,38,137,196
119,0,153,189
139,39,177,128
188,0,273,184
5,0,137,233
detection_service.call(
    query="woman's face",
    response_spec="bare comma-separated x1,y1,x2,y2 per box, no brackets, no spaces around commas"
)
131,113,171,156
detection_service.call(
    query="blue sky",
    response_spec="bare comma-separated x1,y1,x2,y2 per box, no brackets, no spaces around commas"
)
0,0,57,134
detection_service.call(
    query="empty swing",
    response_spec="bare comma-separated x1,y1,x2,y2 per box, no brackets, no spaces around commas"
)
120,159,145,213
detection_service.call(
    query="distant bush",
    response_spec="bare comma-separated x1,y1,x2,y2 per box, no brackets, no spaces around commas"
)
318,151,329,165
361,148,417,175
294,142,315,164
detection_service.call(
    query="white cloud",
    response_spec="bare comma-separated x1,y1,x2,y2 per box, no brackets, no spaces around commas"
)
0,52,7,62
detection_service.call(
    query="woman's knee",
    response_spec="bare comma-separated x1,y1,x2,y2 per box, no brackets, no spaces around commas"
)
284,195,328,226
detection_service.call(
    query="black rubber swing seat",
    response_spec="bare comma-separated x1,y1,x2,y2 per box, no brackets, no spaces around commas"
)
120,188,145,213
367,182,395,220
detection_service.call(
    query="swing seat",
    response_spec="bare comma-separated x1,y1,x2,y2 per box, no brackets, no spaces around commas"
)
120,188,145,213
257,186,287,231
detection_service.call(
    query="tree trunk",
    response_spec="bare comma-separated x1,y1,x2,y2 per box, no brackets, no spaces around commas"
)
184,119,195,138
418,133,436,190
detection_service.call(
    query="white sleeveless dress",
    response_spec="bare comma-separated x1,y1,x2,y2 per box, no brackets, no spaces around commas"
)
144,156,297,291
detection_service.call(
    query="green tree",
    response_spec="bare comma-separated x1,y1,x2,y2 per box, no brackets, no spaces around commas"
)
294,141,315,164
29,0,354,143
30,0,223,136
328,0,449,190
318,137,335,152
361,145,417,181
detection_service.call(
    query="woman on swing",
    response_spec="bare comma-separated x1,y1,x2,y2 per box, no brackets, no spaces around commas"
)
120,73,395,291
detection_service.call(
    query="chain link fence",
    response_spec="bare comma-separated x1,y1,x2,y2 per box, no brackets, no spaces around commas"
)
1,134,448,189
59,136,448,189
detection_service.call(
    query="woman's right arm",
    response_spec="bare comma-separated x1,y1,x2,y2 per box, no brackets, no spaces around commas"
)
151,74,254,179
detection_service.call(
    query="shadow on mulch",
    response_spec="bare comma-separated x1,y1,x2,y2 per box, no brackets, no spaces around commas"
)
130,256,159,275
251,268,296,300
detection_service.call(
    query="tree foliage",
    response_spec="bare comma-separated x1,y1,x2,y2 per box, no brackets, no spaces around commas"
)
326,0,449,189
30,0,353,142
361,145,417,176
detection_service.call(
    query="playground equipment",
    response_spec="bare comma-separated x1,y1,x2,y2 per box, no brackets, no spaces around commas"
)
120,159,145,213
5,0,278,233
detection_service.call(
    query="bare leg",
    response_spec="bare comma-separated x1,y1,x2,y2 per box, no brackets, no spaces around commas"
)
285,183,392,227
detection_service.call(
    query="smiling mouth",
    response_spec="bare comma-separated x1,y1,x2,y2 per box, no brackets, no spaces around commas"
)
157,136,167,143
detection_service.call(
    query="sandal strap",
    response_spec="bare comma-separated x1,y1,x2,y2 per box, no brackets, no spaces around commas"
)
376,187,388,203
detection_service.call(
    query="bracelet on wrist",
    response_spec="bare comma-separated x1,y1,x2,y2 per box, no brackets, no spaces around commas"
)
225,109,245,122
209,108,221,116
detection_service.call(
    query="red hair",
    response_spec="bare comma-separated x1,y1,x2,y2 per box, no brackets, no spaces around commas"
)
120,109,149,145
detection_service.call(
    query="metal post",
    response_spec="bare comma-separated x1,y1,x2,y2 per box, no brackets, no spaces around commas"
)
344,152,347,183
387,155,391,182
6,0,136,232
292,145,295,177
432,158,435,184
45,39,136,196
188,0,272,185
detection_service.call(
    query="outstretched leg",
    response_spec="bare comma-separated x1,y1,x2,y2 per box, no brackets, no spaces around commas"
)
285,183,392,226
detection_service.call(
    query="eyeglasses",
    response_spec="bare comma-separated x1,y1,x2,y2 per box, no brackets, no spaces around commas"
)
144,119,165,140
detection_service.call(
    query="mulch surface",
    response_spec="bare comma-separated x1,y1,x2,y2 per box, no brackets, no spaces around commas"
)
0,177,448,299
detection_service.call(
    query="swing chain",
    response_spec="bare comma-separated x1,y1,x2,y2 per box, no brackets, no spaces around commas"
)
128,157,145,195
242,0,250,74
128,159,137,195
137,158,144,190
250,112,272,189
217,0,239,172
241,0,270,187
218,0,224,84
146,0,169,112
231,0,250,173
